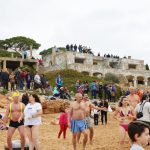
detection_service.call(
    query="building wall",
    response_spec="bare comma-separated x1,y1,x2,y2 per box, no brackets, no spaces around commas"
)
42,51,150,86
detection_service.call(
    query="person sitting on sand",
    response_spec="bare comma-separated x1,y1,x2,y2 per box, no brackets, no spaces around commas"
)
113,96,136,150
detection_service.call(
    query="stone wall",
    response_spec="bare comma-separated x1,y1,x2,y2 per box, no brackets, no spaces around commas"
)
42,51,150,87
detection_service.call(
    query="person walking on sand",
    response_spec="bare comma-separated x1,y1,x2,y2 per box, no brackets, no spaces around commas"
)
68,93,88,150
58,105,70,139
24,93,43,150
3,92,25,150
77,94,105,145
113,96,136,150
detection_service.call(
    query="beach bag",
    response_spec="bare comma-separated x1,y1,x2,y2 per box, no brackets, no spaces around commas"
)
136,101,147,119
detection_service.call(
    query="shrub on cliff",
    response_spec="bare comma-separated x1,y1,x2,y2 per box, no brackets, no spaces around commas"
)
104,73,119,84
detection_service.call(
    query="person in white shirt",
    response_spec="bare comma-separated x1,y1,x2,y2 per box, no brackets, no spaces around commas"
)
128,121,150,150
34,72,42,90
24,93,43,150
135,94,150,127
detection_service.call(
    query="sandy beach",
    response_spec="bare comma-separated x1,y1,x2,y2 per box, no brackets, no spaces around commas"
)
0,112,149,150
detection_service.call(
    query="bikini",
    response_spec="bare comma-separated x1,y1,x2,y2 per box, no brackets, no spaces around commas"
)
27,125,33,128
119,109,131,131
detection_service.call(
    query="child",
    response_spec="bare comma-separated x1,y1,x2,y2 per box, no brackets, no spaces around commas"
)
58,106,69,139
93,101,99,125
128,121,150,150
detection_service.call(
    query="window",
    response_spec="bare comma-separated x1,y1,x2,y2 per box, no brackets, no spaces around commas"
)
128,64,136,69
93,62,98,65
75,58,84,64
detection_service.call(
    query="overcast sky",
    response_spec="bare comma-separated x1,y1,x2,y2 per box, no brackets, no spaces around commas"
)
0,0,150,64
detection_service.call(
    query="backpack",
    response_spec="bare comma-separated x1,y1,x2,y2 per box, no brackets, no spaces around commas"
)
136,101,147,119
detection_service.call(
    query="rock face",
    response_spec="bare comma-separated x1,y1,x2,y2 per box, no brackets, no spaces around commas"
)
42,99,70,114
0,94,10,109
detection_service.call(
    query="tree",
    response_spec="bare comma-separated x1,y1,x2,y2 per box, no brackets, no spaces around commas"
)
145,64,149,70
0,40,5,49
40,47,66,55
0,36,41,51
104,73,119,83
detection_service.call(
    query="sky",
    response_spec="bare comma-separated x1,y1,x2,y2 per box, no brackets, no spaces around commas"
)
0,0,150,64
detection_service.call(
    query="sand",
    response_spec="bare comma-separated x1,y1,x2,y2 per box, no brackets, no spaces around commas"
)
0,113,149,150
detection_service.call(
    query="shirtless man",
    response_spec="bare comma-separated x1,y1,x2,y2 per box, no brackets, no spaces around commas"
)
69,93,88,150
77,94,105,145
3,92,25,150
127,86,140,108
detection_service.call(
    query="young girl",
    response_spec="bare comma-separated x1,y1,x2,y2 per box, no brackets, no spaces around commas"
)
58,106,69,139
113,96,136,150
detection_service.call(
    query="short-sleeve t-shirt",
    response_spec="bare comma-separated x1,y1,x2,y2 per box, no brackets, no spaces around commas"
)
24,102,42,126
130,144,144,150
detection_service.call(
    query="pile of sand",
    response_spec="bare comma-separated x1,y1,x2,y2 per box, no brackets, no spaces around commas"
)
0,113,149,150
42,99,70,114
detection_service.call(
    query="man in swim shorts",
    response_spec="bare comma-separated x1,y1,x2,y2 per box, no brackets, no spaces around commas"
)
77,94,105,144
3,92,25,150
68,93,88,150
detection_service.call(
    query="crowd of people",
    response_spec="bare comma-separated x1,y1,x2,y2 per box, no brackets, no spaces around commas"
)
113,86,150,150
75,80,117,102
0,80,150,150
65,44,94,54
103,54,120,59
0,68,49,93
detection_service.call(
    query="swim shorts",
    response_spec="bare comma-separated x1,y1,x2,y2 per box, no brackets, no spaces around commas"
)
9,120,24,128
85,116,92,129
71,119,86,133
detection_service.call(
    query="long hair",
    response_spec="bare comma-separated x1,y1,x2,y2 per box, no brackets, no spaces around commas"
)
141,94,148,104
31,93,41,103
118,96,127,107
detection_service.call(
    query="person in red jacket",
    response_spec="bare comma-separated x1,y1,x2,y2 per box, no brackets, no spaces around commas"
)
58,106,70,139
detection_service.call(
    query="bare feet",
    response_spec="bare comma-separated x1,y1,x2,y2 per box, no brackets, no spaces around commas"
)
90,140,93,145
77,141,82,144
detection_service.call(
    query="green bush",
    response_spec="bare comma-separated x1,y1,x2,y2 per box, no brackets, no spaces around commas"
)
44,69,122,100
20,65,36,74
45,69,99,93
40,47,67,55
0,88,8,95
104,73,119,84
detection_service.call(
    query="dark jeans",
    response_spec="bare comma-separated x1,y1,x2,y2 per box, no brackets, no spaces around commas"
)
101,111,107,124
91,90,97,99
20,79,24,90
112,96,116,103
107,94,111,102
94,114,99,125
26,81,31,89
3,81,8,90
98,90,103,99
10,83,15,91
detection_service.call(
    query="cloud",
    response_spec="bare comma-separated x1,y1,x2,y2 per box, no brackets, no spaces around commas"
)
0,0,150,65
